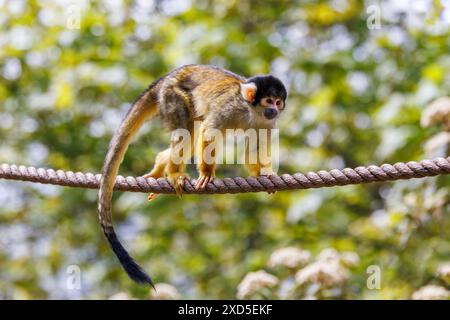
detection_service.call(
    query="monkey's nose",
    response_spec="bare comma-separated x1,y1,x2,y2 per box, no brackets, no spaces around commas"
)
264,108,278,119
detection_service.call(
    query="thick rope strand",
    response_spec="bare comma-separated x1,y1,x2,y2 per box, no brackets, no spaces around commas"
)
0,157,449,195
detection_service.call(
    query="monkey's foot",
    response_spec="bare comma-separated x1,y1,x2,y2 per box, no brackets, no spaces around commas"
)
195,173,215,190
167,173,189,197
142,172,164,201
142,172,161,179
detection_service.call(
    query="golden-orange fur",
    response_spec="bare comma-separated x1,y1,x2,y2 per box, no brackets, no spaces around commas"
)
97,64,287,284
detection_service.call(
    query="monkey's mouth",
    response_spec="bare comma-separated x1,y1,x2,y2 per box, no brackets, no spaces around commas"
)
264,108,278,119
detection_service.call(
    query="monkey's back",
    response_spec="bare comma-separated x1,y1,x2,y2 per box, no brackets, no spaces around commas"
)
167,64,245,95
155,65,248,129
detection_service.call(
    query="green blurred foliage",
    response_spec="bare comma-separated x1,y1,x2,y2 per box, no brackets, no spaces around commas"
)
0,0,449,299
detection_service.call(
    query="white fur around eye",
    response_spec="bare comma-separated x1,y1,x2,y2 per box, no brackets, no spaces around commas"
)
240,82,257,102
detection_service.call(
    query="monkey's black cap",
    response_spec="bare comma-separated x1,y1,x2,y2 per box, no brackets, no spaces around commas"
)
246,75,287,106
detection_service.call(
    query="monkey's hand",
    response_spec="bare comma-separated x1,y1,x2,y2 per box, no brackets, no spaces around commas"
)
167,173,189,197
195,172,215,190
195,154,216,190
259,169,277,195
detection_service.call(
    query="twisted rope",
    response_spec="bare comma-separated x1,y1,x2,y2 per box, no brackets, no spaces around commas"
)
0,157,449,195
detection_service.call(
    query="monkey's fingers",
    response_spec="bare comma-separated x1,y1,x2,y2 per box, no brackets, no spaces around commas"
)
195,175,213,190
195,176,206,190
148,193,159,201
142,171,163,179
167,174,188,198
174,175,186,198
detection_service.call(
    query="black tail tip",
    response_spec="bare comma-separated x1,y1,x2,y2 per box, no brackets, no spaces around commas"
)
123,258,155,288
103,226,155,288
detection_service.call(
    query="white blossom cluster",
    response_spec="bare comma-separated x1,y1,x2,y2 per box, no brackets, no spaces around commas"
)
237,247,360,299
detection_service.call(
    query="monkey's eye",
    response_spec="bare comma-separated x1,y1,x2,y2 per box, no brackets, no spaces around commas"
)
266,98,273,104
276,100,281,107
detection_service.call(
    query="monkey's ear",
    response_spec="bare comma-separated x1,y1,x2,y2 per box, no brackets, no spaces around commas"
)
240,82,257,104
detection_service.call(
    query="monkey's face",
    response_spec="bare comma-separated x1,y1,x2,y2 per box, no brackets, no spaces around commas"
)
259,96,285,120
242,75,287,121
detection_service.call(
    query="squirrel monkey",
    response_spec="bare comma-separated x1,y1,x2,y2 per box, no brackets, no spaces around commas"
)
98,65,287,285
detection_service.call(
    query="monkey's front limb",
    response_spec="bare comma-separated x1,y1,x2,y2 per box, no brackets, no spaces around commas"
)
244,131,276,194
244,129,275,175
195,125,216,190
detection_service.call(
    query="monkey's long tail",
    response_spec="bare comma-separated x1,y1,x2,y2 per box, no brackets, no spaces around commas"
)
98,86,158,286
